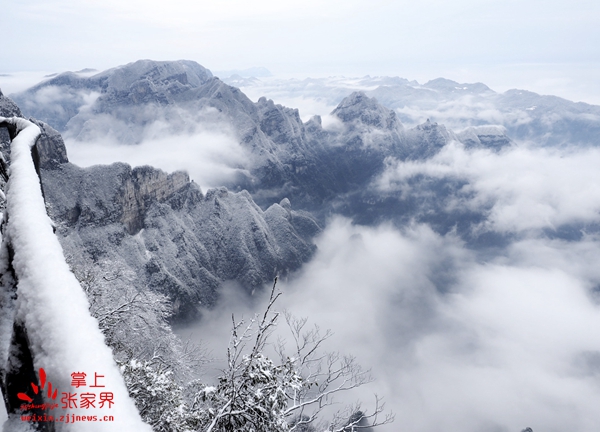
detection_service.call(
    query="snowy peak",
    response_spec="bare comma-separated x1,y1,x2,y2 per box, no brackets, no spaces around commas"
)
95,59,213,92
26,59,213,95
92,60,215,111
332,92,402,130
456,125,511,150
404,119,454,159
256,96,305,146
11,60,216,132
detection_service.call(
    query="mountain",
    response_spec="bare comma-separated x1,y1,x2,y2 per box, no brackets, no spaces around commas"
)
3,85,319,321
11,61,508,220
228,75,600,147
43,161,318,320
5,61,600,432
18,59,596,251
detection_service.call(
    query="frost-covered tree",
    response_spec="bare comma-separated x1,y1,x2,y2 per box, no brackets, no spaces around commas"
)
70,259,199,369
200,278,394,432
73,260,391,431
69,258,207,430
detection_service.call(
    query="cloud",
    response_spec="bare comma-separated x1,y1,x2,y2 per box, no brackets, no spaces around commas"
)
65,120,253,192
46,95,255,191
0,72,54,95
278,218,600,432
180,214,600,432
377,142,600,233
394,95,513,128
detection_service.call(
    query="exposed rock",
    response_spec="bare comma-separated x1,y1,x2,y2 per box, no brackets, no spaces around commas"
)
0,89,22,117
41,161,319,321
30,120,69,169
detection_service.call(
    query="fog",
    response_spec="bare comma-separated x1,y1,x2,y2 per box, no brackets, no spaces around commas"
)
182,213,600,431
8,69,600,431
55,96,255,191
377,143,600,233
177,136,600,431
65,126,252,192
0,72,56,95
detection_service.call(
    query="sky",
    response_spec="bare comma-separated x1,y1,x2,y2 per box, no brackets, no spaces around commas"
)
2,0,600,103
3,2,600,430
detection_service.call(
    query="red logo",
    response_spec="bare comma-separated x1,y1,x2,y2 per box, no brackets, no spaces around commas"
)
17,368,59,403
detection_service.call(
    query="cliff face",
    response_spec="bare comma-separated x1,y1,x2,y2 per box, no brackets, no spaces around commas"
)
41,161,318,320
2,85,319,321
120,167,191,234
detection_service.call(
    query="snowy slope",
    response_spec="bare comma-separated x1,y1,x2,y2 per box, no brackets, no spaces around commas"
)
40,160,318,321
0,116,151,431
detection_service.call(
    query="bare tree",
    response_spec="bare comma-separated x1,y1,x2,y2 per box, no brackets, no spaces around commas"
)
69,258,392,432
201,278,394,432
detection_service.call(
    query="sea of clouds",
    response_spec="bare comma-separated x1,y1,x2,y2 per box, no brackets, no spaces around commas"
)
5,72,600,432
175,82,600,432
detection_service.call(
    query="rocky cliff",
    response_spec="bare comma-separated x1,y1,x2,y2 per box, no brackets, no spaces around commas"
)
2,86,320,320
9,60,519,244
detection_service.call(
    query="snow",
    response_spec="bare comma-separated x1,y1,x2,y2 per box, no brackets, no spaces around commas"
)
0,401,6,430
0,117,151,431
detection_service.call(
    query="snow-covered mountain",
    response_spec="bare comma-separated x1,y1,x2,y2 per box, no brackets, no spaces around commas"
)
4,83,319,321
42,160,318,320
11,61,511,222
6,58,600,316
229,74,600,147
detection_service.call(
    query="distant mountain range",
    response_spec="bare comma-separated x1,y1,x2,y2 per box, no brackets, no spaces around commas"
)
4,59,600,317
225,74,600,147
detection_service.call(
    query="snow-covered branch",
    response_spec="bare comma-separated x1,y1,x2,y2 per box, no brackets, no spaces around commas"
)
200,278,393,432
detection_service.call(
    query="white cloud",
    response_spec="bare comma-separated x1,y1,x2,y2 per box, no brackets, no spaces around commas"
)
175,217,600,431
267,218,600,432
65,124,253,192
0,72,55,95
377,142,600,233
395,95,514,128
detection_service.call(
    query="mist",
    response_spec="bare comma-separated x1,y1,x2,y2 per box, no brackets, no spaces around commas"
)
177,134,600,431
0,72,57,95
56,96,255,191
377,142,600,233
180,212,600,432
65,126,252,192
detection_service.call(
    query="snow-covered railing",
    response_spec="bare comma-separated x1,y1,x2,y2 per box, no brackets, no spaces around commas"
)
0,117,151,431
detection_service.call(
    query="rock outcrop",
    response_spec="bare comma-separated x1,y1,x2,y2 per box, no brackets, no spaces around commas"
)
41,157,318,320
4,81,321,321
